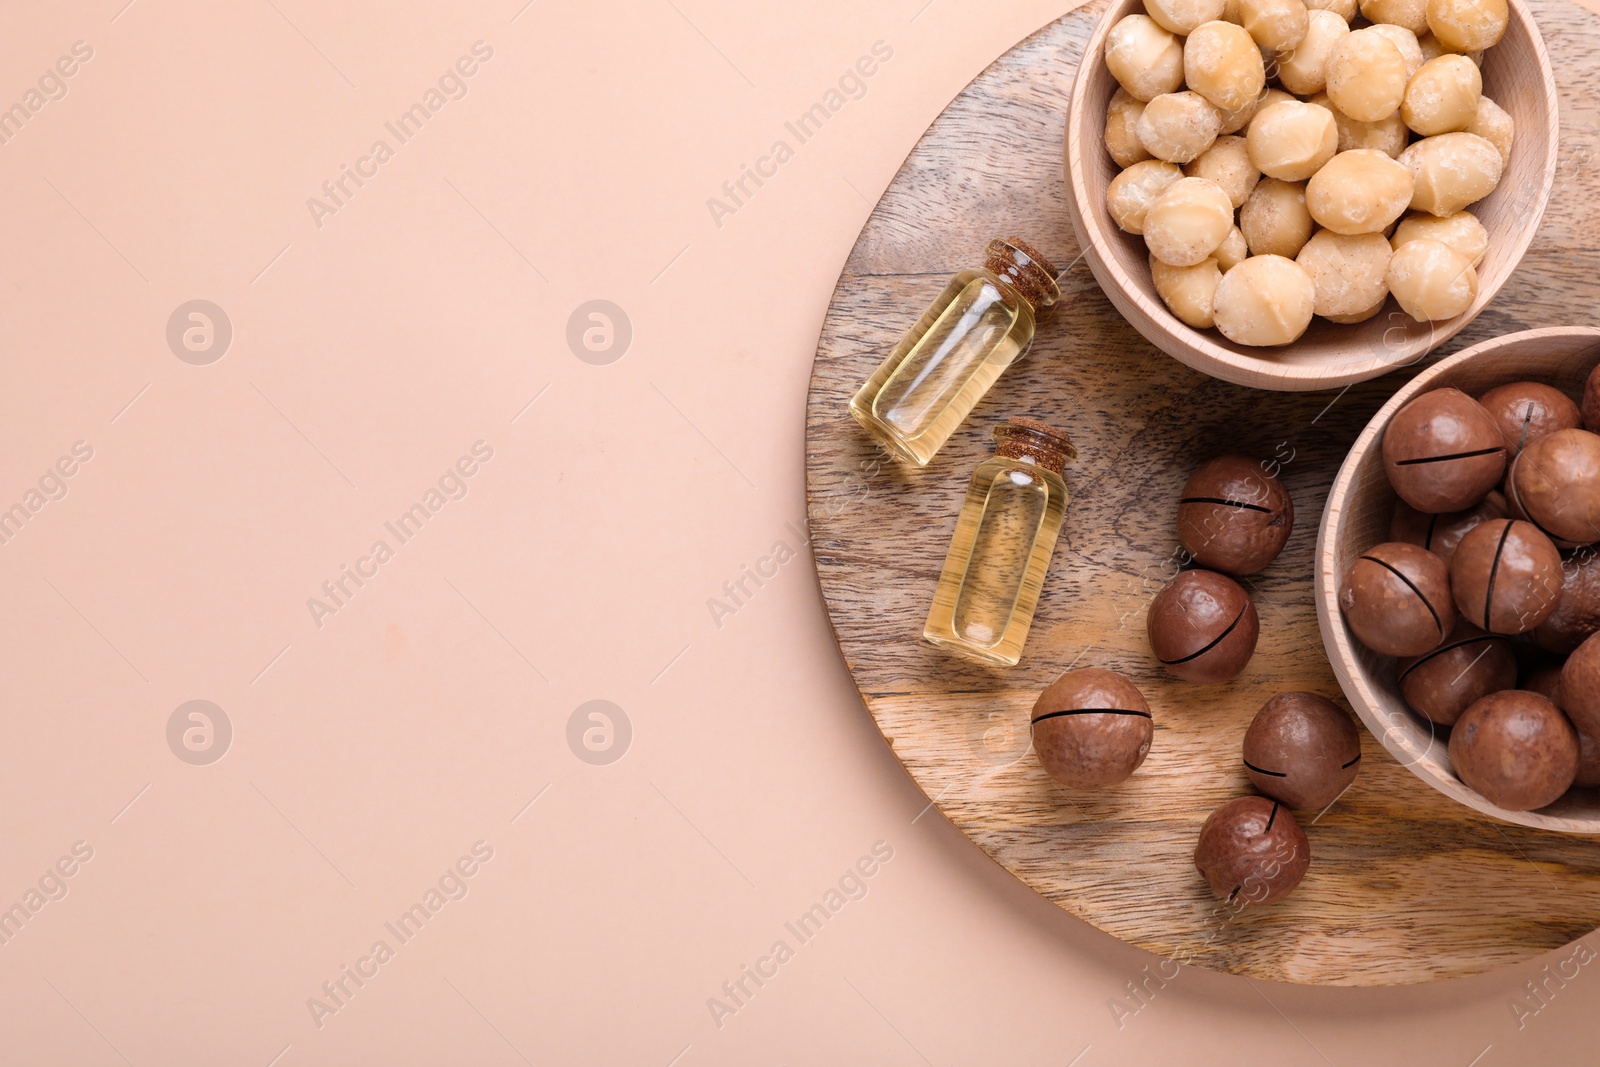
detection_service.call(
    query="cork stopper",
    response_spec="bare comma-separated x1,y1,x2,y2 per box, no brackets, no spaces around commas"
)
984,237,1060,309
994,417,1077,474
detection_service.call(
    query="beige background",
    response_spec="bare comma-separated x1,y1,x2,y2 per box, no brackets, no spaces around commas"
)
0,0,1596,1063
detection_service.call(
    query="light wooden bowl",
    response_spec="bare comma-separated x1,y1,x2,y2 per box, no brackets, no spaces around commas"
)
1316,327,1600,833
1064,0,1559,392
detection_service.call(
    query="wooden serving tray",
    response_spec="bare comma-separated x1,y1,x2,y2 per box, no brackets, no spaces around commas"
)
804,0,1600,985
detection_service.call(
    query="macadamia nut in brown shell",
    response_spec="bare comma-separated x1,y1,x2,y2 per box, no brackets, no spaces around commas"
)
1147,569,1261,682
1242,692,1362,808
1507,429,1600,548
1194,796,1310,904
1177,455,1295,574
1382,387,1506,513
1339,540,1457,657
1031,668,1155,789
1449,518,1563,634
1449,690,1577,811
1397,623,1517,725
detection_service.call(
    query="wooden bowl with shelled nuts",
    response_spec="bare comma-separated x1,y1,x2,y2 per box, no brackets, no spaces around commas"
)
1063,0,1558,392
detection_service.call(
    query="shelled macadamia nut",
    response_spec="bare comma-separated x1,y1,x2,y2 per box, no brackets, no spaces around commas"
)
1427,0,1508,52
1138,91,1224,163
1106,89,1153,168
1387,238,1477,321
1326,29,1409,122
1213,254,1316,345
1152,256,1224,328
1311,93,1411,157
1305,0,1358,19
1467,96,1514,166
1367,23,1425,78
1323,296,1387,324
1277,9,1350,95
1391,211,1488,266
1108,160,1185,234
1401,54,1482,136
1144,177,1236,266
1247,100,1338,180
1185,21,1267,111
1240,0,1310,50
1306,149,1415,234
1240,178,1314,257
1220,87,1292,135
1416,32,1481,65
1185,136,1261,207
1148,0,1229,35
1361,0,1429,36
1216,226,1249,270
1297,230,1391,318
1400,132,1502,215
1106,15,1187,102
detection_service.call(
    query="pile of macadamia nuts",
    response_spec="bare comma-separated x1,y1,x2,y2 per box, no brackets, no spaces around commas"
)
1338,362,1600,813
1029,451,1367,906
1102,0,1513,345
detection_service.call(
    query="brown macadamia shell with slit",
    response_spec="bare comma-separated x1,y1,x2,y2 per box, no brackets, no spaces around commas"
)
1388,491,1506,566
1194,796,1310,904
1450,519,1564,634
1339,541,1456,657
1147,569,1260,682
1031,668,1155,789
1242,692,1362,808
1177,455,1295,575
1381,388,1506,513
1398,623,1517,725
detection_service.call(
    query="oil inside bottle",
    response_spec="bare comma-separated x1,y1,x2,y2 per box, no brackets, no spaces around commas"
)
924,418,1076,666
849,239,1058,467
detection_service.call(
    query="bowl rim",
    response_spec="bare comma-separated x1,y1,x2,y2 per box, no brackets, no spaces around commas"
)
1063,0,1560,392
1314,326,1600,834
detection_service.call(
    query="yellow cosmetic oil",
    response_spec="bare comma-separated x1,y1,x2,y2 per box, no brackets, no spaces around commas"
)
924,418,1076,667
849,238,1059,466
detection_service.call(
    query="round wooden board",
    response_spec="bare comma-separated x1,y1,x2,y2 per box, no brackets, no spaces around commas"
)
804,0,1600,986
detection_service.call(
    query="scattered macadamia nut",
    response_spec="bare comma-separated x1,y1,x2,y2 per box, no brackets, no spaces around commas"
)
1235,179,1312,260
1427,0,1508,52
1213,254,1316,345
1184,135,1261,207
1340,540,1456,656
1030,668,1154,789
1152,255,1224,327
1326,29,1409,122
1401,54,1482,136
1215,225,1250,270
1185,21,1267,111
1247,99,1338,180
1277,9,1350,95
1108,160,1185,234
1297,230,1391,317
1177,455,1295,574
1144,176,1236,265
1306,149,1415,234
1106,15,1187,102
1391,210,1488,265
1194,796,1310,904
1240,0,1310,50
1139,90,1224,163
1400,132,1502,215
1382,387,1505,512
1367,23,1425,78
1450,518,1563,634
1360,0,1429,36
1386,237,1477,321
1242,692,1362,808
1467,95,1514,166
1147,569,1260,682
1450,690,1577,810
1148,0,1229,34
1106,89,1153,167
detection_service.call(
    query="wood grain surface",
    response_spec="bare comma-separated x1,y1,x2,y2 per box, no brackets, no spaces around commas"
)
805,0,1600,985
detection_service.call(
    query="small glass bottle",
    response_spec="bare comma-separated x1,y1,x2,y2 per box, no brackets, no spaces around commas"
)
924,417,1076,667
849,238,1059,466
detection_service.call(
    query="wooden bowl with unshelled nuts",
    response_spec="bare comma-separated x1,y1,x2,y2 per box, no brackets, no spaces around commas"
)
1063,0,1557,392
1317,327,1600,832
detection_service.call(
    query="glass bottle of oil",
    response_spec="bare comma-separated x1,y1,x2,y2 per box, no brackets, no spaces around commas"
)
924,417,1076,667
849,238,1059,466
